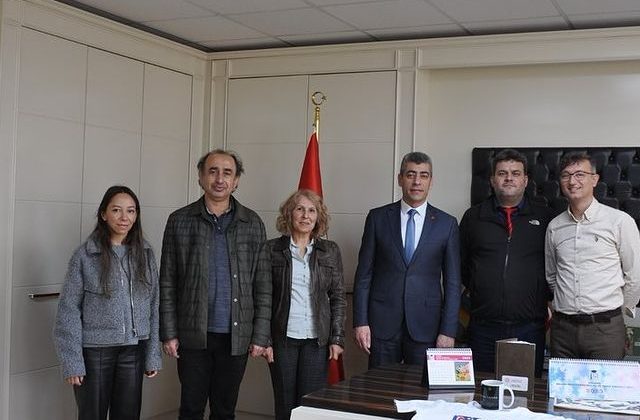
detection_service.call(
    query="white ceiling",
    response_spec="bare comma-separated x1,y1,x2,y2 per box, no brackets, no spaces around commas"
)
55,0,640,52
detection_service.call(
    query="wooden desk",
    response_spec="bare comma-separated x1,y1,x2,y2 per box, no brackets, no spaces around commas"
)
300,364,638,419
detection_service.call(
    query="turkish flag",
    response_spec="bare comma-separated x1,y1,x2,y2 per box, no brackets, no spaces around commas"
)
298,132,323,197
298,130,344,385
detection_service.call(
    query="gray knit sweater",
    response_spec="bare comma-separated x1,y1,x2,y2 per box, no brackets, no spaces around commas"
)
53,235,162,378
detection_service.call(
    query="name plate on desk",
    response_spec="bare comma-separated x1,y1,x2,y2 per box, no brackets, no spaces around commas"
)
549,358,640,414
424,348,475,389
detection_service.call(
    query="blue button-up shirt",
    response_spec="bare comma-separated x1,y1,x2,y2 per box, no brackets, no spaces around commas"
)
286,239,317,339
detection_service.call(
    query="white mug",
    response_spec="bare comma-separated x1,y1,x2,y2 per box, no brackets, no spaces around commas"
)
480,379,515,410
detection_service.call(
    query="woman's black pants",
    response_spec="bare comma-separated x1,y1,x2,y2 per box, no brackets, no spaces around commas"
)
74,344,145,420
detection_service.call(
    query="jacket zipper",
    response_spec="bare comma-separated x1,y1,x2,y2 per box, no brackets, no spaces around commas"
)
116,250,127,335
503,236,510,279
501,235,511,318
129,254,137,337
123,251,137,337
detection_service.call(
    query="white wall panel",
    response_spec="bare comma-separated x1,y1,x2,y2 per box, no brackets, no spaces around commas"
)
6,24,196,420
428,63,640,146
232,143,305,213
342,295,369,378
86,48,144,132
143,65,192,141
420,61,640,220
9,367,75,420
236,357,274,416
18,29,86,122
81,203,98,243
225,49,396,78
309,72,396,143
326,213,366,291
255,210,279,239
10,285,61,374
0,18,20,420
20,1,209,76
140,357,181,419
225,71,398,387
227,76,309,144
415,27,640,69
140,135,190,208
10,28,87,420
12,201,81,288
15,114,84,202
82,126,142,204
320,142,394,214
141,206,177,257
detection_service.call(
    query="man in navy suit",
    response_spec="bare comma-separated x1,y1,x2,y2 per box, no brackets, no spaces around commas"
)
353,151,461,367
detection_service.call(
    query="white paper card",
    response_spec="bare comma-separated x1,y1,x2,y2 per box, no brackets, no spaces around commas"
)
501,375,529,392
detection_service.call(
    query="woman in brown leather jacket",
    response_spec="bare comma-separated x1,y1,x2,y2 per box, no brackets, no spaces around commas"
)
252,189,346,420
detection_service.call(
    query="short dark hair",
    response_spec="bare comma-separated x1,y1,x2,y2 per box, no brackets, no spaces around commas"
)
559,151,596,173
491,149,528,174
197,149,244,176
399,152,432,174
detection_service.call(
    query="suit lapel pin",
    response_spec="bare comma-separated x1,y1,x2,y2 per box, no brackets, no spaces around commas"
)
529,219,540,225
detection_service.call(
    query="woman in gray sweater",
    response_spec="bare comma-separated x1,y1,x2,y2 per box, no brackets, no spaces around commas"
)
54,185,161,420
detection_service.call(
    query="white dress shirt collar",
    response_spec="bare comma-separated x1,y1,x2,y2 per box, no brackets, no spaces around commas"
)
400,200,428,216
567,197,598,223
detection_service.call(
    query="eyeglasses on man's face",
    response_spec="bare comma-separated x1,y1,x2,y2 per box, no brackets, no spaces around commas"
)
559,170,595,182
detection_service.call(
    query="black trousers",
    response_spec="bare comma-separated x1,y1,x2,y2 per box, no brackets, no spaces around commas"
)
369,322,432,368
269,337,328,420
469,319,546,377
177,333,248,420
74,344,145,420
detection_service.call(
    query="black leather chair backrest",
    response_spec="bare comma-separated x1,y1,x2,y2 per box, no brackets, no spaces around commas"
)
471,147,640,228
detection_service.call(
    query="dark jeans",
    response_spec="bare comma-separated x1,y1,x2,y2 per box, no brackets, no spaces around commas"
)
269,337,328,420
369,322,433,368
177,333,248,420
550,312,625,359
74,344,145,420
468,319,545,377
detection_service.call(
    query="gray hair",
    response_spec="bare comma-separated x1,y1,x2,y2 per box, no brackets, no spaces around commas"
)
399,152,432,174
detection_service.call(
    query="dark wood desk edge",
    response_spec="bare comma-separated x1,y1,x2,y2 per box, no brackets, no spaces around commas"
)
301,364,639,420
302,364,434,419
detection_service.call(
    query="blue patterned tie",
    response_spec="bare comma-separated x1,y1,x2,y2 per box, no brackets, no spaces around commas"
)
405,209,416,262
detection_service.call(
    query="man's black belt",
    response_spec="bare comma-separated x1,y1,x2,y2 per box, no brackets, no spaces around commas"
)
554,308,621,324
471,318,543,326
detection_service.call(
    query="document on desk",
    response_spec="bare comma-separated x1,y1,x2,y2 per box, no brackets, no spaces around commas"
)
548,358,640,415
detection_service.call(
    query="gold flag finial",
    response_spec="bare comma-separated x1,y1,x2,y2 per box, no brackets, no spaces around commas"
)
311,91,326,106
310,91,326,135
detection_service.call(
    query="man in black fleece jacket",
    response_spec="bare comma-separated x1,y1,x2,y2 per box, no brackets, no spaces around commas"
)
460,149,553,377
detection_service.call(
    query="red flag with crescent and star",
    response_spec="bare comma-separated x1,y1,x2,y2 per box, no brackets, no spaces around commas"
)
298,127,344,385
